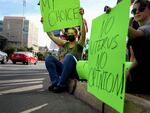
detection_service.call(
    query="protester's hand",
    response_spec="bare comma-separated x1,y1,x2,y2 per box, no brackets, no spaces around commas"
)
131,0,135,4
104,6,111,13
80,7,84,16
126,62,137,82
40,17,43,23
126,70,132,82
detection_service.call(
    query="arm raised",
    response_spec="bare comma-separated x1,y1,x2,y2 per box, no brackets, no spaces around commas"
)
41,17,67,46
47,32,67,46
78,8,86,47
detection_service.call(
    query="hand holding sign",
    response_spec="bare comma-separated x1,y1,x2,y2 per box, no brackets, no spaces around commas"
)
77,0,130,113
80,8,84,16
40,0,82,32
40,17,43,23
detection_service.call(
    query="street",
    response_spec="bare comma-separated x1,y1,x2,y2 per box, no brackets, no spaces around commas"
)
0,61,99,113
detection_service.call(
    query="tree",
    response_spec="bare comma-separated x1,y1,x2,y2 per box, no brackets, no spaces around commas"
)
4,47,16,58
37,52,45,60
27,47,33,52
17,47,27,51
17,47,33,52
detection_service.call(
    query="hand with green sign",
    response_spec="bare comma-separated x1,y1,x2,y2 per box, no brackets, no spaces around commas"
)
104,0,135,13
39,0,82,32
77,0,130,113
45,8,85,47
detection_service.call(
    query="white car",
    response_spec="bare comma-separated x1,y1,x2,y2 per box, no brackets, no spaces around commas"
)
0,51,8,64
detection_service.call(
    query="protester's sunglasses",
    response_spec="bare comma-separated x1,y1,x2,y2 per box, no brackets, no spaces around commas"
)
131,6,146,15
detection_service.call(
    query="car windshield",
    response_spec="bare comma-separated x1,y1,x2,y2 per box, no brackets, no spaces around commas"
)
14,52,34,57
0,51,7,56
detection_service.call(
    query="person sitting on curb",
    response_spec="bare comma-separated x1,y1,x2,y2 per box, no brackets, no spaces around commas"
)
42,8,86,93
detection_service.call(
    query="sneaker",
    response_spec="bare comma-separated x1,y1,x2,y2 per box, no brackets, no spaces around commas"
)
48,85,55,91
53,86,67,93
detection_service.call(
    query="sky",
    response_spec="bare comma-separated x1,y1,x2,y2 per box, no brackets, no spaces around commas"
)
0,0,117,48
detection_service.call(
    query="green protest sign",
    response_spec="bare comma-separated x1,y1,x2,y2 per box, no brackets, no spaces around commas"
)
77,0,130,113
40,0,82,32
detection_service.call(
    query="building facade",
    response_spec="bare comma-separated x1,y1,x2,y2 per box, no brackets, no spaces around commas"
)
2,16,39,52
0,20,3,32
0,20,7,50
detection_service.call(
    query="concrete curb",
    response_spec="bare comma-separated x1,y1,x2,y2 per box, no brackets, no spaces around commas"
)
68,80,150,113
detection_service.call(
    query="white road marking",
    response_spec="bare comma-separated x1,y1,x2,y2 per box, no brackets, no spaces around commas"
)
38,89,45,92
0,84,43,95
0,81,43,87
0,73,48,77
20,103,48,113
0,72,48,74
0,78,45,84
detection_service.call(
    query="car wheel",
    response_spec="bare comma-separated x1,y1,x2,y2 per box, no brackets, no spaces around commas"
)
34,61,38,65
2,56,7,64
13,61,16,64
26,62,29,65
23,62,26,64
26,59,31,65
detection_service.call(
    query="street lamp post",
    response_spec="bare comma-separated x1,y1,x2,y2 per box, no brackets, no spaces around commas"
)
23,0,26,16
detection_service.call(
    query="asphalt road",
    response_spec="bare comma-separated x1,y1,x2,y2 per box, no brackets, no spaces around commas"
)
0,61,100,113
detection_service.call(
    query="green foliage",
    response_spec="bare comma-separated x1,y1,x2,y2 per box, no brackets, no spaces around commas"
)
37,52,45,60
27,47,33,52
17,47,27,51
17,47,33,52
4,47,16,57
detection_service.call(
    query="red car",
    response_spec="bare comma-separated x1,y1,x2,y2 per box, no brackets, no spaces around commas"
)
10,52,38,65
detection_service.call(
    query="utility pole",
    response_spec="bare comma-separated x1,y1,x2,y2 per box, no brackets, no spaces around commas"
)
23,0,26,17
22,0,26,47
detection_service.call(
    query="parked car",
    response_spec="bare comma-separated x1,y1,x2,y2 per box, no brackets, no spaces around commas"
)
0,51,8,64
10,52,38,65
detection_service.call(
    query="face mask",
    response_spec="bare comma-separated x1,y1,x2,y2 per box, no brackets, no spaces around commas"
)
63,32,67,37
68,35,75,42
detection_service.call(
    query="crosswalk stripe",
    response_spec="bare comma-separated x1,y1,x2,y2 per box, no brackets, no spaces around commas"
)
20,103,48,113
0,78,45,84
0,81,43,87
0,72,47,74
0,84,43,95
0,73,48,77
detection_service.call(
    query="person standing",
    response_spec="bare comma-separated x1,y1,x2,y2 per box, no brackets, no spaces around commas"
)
127,0,150,94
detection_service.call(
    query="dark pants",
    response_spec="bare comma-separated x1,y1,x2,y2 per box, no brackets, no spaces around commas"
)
126,64,150,94
45,54,78,88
